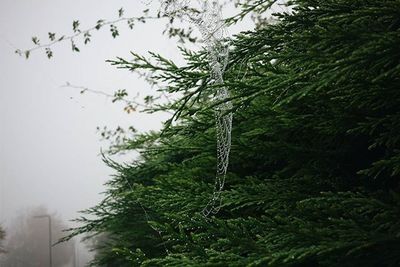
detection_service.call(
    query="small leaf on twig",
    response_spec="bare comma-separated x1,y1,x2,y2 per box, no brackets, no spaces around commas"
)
118,8,124,18
32,36,40,45
48,32,56,41
45,48,53,59
72,20,80,33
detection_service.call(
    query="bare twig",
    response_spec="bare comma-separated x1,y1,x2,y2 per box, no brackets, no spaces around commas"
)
62,82,175,116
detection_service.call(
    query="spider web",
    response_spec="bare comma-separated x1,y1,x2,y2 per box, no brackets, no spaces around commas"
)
159,0,232,216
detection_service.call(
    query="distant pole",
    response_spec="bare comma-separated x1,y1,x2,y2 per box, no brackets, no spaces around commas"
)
34,215,52,267
73,241,77,267
76,242,80,267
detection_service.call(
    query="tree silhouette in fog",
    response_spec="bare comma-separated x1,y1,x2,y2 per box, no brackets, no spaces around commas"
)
0,206,74,267
0,226,5,253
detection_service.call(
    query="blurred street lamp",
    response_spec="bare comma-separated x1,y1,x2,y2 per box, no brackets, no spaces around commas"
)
33,214,52,267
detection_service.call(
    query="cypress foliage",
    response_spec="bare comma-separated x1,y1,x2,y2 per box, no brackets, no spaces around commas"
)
66,0,400,266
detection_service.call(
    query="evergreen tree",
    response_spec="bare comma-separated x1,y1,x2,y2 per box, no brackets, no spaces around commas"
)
65,0,400,266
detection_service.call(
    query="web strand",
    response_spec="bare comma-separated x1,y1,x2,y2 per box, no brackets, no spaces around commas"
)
159,0,232,216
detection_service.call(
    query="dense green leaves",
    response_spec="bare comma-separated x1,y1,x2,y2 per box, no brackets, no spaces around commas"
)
66,0,400,266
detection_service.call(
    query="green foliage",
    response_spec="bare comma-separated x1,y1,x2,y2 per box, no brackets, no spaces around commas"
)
48,32,56,41
31,36,40,45
73,20,80,33
71,40,80,52
119,8,125,18
110,24,120,39
64,0,400,266
17,4,203,60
